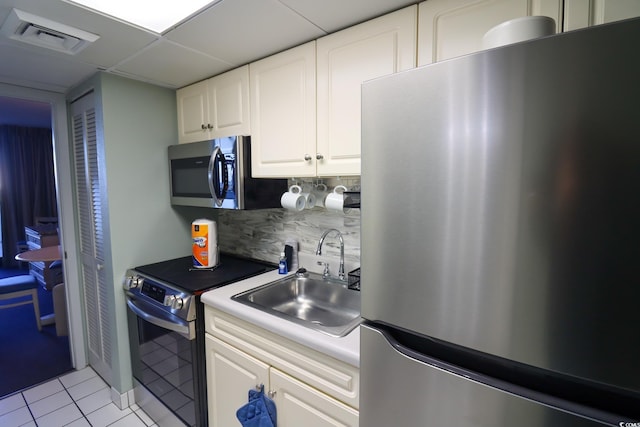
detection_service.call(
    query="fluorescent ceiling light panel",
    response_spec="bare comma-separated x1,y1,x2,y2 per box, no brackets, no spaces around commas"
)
67,0,216,33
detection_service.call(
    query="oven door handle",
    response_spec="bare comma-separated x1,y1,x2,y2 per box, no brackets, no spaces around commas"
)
126,298,195,340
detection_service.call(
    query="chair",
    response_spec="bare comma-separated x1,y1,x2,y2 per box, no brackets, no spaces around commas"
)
0,275,41,331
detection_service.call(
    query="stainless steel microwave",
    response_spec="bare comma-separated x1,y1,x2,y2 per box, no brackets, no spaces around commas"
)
168,136,287,209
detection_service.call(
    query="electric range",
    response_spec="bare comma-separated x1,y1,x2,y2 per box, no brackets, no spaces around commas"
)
123,253,275,426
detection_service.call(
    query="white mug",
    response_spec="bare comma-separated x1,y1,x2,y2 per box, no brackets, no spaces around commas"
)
312,183,328,208
325,185,350,214
281,185,305,211
301,184,316,209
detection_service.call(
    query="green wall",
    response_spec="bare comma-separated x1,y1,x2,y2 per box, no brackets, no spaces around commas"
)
68,72,193,395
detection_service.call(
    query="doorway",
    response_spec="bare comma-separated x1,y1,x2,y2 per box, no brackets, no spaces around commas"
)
0,96,71,396
0,87,85,396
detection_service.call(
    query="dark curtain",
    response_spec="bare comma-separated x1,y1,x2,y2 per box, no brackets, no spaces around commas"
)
0,125,57,267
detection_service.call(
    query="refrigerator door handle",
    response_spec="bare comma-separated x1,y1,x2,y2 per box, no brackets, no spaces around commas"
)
362,323,638,426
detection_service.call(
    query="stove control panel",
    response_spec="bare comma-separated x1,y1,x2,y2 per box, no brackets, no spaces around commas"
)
123,270,195,321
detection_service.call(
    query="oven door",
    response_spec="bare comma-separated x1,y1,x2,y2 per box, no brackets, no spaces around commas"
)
126,296,204,427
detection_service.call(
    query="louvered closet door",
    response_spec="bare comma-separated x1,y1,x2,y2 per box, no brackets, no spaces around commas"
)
71,92,112,382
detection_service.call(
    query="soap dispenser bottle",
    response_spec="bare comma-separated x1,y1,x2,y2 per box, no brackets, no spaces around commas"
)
278,251,288,274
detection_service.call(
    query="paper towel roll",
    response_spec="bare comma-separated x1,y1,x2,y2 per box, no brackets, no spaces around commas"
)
192,219,218,268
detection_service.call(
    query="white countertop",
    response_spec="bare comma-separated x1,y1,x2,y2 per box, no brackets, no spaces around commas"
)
201,269,360,368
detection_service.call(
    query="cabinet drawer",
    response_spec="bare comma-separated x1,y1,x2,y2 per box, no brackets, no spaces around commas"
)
205,306,359,409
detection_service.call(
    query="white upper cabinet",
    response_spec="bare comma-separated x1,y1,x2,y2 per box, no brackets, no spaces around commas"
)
418,0,562,66
208,65,250,137
316,5,417,177
177,65,250,143
250,41,317,177
564,0,640,31
251,7,417,178
177,80,209,143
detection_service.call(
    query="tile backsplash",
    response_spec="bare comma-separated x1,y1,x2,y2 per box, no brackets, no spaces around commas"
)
214,207,361,270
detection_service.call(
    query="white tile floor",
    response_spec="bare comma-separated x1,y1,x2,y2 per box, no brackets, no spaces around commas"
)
0,367,156,427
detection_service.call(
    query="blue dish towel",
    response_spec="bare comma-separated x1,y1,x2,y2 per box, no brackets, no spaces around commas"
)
236,385,277,427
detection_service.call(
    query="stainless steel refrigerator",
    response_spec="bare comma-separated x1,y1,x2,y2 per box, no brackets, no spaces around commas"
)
360,17,640,427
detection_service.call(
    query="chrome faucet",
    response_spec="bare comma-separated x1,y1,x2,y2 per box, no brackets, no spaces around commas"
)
315,229,345,281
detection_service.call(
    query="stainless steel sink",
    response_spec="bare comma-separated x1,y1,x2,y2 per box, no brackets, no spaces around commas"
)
232,272,361,337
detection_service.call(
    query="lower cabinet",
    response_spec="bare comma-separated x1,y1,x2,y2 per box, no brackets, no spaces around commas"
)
271,368,358,427
204,307,359,426
206,334,269,427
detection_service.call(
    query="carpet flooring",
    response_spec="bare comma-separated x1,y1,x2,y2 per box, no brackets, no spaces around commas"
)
0,267,72,398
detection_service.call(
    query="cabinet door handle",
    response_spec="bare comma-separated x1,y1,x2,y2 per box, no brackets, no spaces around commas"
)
201,124,207,130
207,123,213,130
268,390,277,399
304,154,312,161
316,153,324,160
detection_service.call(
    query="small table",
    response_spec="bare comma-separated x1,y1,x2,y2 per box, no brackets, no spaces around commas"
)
15,246,65,334
15,245,62,263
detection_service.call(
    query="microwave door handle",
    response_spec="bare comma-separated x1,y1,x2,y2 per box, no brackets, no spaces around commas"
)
208,146,228,207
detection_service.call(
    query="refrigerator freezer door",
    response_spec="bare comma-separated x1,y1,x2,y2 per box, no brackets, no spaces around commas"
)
360,17,640,392
360,325,614,427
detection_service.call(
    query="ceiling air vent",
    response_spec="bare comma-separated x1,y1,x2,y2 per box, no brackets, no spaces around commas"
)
1,8,99,55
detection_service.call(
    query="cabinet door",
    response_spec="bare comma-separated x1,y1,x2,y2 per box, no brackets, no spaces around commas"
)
316,6,416,177
208,65,251,138
177,80,210,143
418,0,562,66
564,0,640,31
250,41,317,177
205,335,270,427
271,368,359,427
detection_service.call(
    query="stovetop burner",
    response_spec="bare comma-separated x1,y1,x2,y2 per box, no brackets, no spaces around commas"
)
134,253,275,294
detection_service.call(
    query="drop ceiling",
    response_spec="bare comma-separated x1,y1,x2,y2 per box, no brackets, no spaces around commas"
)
0,0,418,93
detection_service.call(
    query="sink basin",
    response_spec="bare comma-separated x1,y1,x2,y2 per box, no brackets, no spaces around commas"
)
232,272,361,337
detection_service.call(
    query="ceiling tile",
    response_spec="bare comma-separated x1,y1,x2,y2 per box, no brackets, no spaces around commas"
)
0,41,97,92
73,24,158,68
111,39,233,88
165,0,326,66
279,0,417,33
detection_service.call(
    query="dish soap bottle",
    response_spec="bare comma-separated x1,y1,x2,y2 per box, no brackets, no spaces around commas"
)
278,251,288,274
